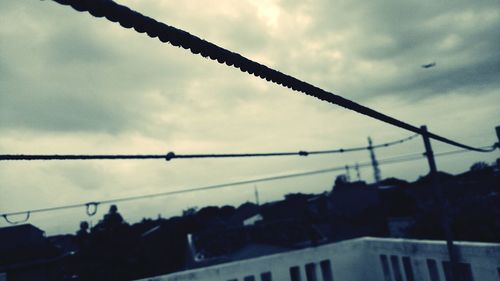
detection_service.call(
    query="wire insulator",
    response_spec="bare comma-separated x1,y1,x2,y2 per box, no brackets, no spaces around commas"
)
299,151,309,156
85,202,99,216
165,152,176,161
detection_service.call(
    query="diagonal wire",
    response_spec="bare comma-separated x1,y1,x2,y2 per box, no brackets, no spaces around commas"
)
47,0,498,152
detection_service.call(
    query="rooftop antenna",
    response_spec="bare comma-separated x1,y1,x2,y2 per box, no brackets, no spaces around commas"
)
355,162,361,181
254,185,260,205
344,165,351,182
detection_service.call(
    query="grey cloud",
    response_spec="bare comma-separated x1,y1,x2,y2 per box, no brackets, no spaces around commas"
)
224,20,271,54
392,58,500,95
1,91,143,133
45,26,118,65
58,164,112,191
273,0,500,100
352,5,500,61
0,2,204,134
0,59,11,81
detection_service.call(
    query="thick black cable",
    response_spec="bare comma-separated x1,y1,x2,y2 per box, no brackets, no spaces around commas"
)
47,0,496,152
0,146,489,222
0,134,418,161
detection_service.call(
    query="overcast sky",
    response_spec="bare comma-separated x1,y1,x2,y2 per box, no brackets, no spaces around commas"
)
1,0,499,235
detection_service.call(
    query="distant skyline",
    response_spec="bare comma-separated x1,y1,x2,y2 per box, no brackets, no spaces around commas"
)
1,0,499,234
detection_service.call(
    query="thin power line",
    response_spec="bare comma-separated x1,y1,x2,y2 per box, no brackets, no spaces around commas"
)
0,134,418,161
48,0,498,152
0,147,490,223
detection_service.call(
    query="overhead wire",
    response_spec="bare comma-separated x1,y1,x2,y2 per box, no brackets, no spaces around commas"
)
0,134,419,161
47,0,498,153
0,146,492,224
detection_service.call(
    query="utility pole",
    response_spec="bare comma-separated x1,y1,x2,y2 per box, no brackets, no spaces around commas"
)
496,126,500,146
368,137,381,185
421,125,458,281
495,126,500,170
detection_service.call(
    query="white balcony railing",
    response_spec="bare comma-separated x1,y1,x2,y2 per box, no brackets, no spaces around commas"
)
135,237,500,281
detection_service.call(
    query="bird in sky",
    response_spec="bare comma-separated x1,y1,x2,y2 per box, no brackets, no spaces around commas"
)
421,62,436,69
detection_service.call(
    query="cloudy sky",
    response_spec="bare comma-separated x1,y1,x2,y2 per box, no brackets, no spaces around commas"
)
1,0,499,235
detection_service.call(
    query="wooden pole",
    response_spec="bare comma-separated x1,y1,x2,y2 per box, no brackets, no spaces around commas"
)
421,125,459,281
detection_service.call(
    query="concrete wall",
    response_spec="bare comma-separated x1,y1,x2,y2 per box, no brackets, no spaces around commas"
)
365,238,500,281
134,237,500,281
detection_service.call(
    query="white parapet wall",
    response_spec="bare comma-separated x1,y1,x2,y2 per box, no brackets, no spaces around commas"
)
134,237,500,281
